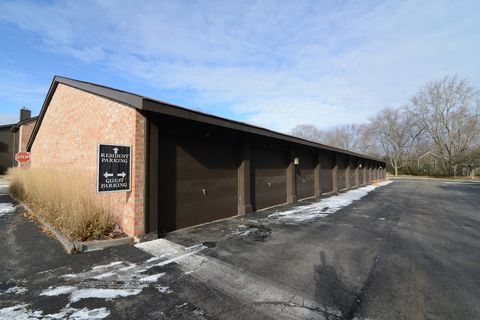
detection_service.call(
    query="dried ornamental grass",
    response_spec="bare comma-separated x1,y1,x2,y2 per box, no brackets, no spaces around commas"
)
7,167,113,241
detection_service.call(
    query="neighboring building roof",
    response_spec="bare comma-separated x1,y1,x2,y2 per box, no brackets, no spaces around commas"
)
417,151,439,161
9,116,39,132
27,75,385,163
0,123,15,130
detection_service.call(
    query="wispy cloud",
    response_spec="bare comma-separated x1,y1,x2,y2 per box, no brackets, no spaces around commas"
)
0,70,49,122
0,0,479,131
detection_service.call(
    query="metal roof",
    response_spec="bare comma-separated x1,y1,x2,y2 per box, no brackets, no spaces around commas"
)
27,75,385,163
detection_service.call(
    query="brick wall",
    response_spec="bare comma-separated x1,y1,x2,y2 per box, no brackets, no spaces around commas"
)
18,120,36,152
30,83,145,236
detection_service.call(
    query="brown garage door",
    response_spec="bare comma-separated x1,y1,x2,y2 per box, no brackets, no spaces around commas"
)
320,151,334,193
349,157,357,188
252,144,288,210
295,147,316,200
157,134,238,232
337,154,348,190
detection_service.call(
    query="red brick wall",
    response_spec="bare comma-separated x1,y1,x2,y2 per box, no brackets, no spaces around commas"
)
30,83,145,236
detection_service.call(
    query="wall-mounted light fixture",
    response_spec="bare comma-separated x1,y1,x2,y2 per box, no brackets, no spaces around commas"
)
359,164,362,168
294,157,300,165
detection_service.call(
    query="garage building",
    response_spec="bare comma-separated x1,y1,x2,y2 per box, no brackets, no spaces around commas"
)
27,76,386,237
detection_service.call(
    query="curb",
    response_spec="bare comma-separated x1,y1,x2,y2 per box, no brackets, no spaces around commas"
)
10,194,132,255
36,214,77,254
74,237,134,252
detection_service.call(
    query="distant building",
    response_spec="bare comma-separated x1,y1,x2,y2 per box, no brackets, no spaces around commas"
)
0,123,15,173
0,108,37,173
416,151,443,175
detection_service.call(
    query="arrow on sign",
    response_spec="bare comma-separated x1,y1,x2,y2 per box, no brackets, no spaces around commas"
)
103,172,114,178
112,147,119,154
117,172,127,178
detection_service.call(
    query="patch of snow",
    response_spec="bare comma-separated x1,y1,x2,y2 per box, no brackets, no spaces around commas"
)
139,273,165,283
70,288,143,303
155,286,173,294
361,215,370,218
378,217,386,220
118,264,137,272
91,261,123,270
2,286,28,295
176,303,188,309
268,181,393,223
0,203,16,216
0,303,110,320
146,257,161,263
0,304,43,320
184,244,207,252
40,285,76,296
240,228,256,236
192,308,206,317
66,307,110,319
91,271,116,280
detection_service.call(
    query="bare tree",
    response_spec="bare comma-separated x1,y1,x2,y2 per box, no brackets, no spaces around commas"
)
291,123,379,156
410,75,480,174
319,124,377,155
290,124,322,142
368,107,424,176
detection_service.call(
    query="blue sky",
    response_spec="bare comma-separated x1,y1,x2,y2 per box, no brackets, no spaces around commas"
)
0,0,479,131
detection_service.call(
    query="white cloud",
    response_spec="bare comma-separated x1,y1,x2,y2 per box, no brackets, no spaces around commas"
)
0,0,479,131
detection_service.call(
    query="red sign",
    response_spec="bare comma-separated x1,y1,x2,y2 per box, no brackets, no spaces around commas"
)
15,152,31,164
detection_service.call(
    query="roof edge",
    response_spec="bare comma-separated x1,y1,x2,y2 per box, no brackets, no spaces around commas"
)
10,116,39,132
27,76,144,151
142,98,385,163
27,75,385,164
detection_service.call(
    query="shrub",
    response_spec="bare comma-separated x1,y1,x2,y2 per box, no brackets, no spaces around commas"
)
7,167,113,241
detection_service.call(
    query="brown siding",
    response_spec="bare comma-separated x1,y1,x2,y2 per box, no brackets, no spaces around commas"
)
337,154,348,190
153,114,239,233
177,139,237,228
295,146,316,200
319,150,335,194
251,139,288,210
349,157,357,188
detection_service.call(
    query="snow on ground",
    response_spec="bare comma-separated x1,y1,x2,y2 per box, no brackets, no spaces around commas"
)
0,285,28,295
0,303,111,320
268,180,393,223
0,203,16,217
1,243,199,319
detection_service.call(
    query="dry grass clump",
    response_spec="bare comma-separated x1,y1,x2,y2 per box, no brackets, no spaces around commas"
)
7,167,113,241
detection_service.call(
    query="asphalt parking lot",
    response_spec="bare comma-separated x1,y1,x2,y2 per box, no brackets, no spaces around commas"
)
1,179,479,319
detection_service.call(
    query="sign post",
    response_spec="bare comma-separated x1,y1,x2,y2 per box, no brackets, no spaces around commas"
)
97,144,131,193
